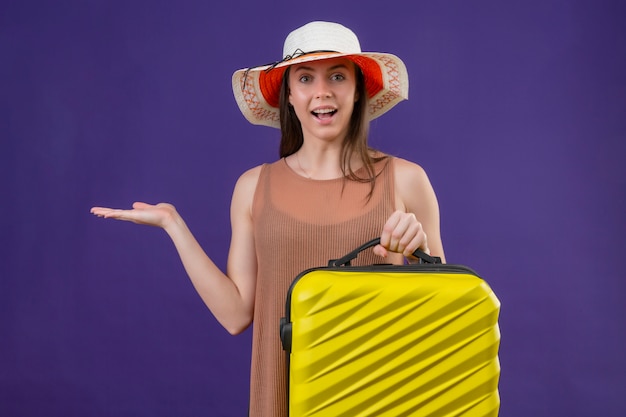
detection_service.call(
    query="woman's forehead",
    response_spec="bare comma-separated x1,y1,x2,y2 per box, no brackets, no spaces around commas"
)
290,57,355,72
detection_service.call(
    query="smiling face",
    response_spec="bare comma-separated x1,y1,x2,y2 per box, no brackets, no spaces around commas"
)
287,57,359,145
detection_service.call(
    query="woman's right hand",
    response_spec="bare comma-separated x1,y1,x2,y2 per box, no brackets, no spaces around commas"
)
90,202,178,229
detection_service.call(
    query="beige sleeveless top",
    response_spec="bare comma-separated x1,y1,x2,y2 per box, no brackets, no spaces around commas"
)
248,156,402,416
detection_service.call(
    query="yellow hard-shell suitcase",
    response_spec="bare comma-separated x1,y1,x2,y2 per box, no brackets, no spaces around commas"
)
280,239,501,416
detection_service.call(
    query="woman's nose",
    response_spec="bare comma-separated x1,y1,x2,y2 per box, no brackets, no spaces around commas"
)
314,79,332,98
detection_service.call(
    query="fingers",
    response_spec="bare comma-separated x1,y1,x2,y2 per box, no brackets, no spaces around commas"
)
372,244,388,258
90,206,117,218
379,211,429,258
132,201,152,209
89,202,175,228
90,202,150,216
380,211,416,252
403,229,429,257
90,206,132,221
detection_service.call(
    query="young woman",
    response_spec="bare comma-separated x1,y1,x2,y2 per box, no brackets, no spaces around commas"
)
91,21,445,417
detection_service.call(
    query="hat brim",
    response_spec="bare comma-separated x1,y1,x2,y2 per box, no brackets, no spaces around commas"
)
232,52,408,128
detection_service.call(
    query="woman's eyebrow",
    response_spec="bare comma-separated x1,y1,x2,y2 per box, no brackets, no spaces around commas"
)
293,64,350,73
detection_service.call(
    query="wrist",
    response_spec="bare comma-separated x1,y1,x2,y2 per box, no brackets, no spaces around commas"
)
161,207,184,233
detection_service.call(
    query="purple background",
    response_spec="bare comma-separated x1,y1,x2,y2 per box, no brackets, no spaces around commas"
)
2,1,625,416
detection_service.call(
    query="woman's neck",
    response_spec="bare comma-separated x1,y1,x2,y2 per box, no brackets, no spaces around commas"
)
287,142,364,180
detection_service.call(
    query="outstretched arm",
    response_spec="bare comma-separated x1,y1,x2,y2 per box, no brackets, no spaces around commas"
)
90,166,262,334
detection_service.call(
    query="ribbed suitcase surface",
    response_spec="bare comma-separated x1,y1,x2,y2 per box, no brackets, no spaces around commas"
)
281,262,500,417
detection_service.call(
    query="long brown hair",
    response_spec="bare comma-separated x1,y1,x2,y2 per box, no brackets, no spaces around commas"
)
277,62,387,195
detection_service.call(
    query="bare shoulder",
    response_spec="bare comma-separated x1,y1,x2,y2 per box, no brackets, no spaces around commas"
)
231,164,264,213
392,157,430,189
391,156,438,212
235,164,264,191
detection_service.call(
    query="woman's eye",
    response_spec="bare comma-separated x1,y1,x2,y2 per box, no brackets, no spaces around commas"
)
331,73,346,81
299,75,311,83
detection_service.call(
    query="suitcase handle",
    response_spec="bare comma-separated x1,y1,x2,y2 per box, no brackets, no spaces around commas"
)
328,237,442,267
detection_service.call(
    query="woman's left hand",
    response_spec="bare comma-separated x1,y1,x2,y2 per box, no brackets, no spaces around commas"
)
374,210,429,260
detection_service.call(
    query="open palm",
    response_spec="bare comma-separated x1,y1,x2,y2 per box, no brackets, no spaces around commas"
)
90,202,177,228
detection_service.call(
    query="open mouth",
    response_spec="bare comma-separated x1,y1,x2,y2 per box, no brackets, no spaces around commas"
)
311,108,337,120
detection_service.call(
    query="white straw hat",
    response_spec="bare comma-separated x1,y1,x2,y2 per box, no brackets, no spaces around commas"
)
232,21,409,128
